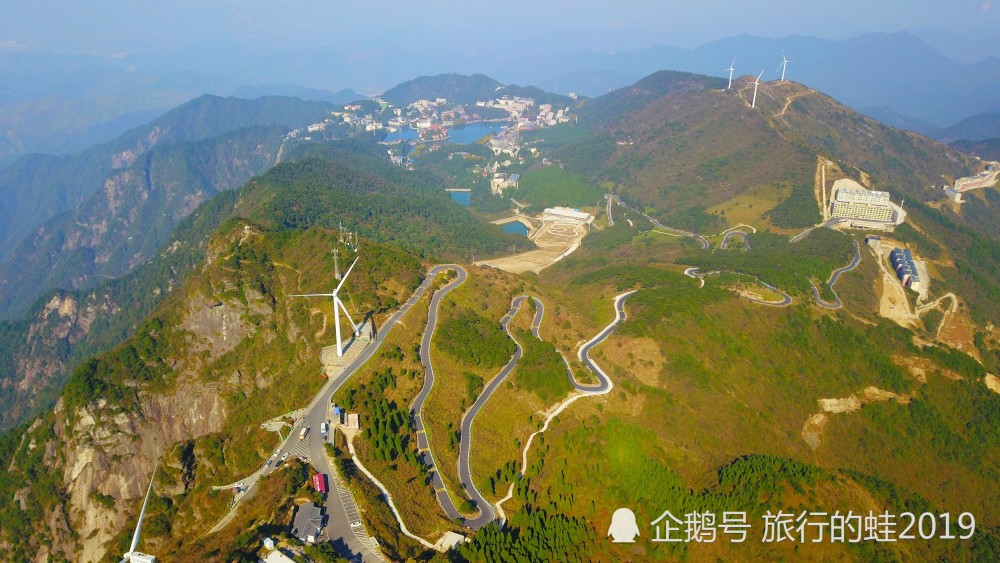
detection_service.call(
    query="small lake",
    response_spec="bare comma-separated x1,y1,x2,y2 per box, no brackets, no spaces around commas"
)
383,122,508,144
501,221,529,237
448,191,470,207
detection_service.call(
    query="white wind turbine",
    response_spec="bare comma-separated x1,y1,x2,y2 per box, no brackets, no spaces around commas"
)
751,69,765,109
291,255,361,357
119,464,158,563
725,57,736,90
778,51,791,81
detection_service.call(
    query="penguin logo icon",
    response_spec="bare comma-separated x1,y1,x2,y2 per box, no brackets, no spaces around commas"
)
608,508,640,543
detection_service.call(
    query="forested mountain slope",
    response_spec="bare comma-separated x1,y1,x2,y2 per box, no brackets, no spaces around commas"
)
0,94,335,261
0,125,287,318
0,147,526,431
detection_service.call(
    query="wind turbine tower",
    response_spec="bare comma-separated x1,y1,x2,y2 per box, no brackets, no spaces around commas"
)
751,70,764,109
291,255,362,357
119,465,158,563
725,58,735,90
778,52,791,82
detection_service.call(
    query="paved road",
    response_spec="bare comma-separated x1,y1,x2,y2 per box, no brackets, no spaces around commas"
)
811,239,861,309
276,267,451,561
410,265,468,523
613,197,710,249
409,265,548,531
458,295,543,530
216,264,458,561
791,218,844,243
720,230,751,250
684,268,791,306
577,292,635,391
749,281,793,307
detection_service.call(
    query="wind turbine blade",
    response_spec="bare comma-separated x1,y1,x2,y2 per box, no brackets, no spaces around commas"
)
290,293,336,298
333,256,360,295
336,298,360,334
731,57,736,67
756,69,765,82
119,558,129,563
129,463,158,554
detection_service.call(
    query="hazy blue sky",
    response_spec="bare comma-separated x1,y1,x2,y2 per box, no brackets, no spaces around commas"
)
2,0,997,55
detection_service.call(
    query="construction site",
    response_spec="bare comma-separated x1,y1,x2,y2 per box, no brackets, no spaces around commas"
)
477,207,594,274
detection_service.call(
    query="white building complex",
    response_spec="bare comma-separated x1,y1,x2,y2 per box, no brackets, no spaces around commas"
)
829,179,900,228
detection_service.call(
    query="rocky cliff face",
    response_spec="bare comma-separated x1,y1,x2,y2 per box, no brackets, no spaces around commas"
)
30,236,279,561
2,293,117,426
57,380,228,562
0,125,286,319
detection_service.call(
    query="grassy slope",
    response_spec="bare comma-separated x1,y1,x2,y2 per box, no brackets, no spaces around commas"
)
423,269,518,512
503,258,998,560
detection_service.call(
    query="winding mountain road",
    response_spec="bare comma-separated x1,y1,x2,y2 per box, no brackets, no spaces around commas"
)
411,263,554,530
411,265,639,532
720,230,751,250
614,197,709,249
457,295,543,529
410,265,468,523
577,291,635,390
810,239,861,309
684,267,791,306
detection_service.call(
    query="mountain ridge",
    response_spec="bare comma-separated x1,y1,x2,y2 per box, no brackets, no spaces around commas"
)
0,94,336,261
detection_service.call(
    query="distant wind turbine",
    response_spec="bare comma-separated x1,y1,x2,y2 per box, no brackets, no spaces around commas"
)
725,58,736,90
291,255,362,357
751,70,765,109
119,464,158,563
778,51,791,82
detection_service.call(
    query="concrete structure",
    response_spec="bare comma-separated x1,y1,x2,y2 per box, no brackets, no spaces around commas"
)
490,172,520,195
344,412,361,430
954,165,999,192
865,235,882,252
889,247,922,292
944,186,964,203
542,207,593,223
262,537,276,550
488,138,520,157
291,502,325,544
830,180,897,227
835,188,891,205
831,200,894,223
263,550,296,563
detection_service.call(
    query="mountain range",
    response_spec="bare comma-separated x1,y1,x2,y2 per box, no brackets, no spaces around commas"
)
4,31,1000,170
0,68,997,562
0,94,338,318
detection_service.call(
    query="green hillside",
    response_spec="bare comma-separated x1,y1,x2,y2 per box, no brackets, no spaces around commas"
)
233,155,530,261
0,70,997,562
0,148,527,431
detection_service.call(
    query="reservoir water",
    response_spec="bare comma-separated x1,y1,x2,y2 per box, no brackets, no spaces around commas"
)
501,221,529,237
448,191,471,207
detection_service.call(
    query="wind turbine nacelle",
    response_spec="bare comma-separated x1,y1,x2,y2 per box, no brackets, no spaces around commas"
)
129,553,157,563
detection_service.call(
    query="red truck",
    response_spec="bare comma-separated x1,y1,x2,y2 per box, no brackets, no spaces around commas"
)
312,473,328,494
